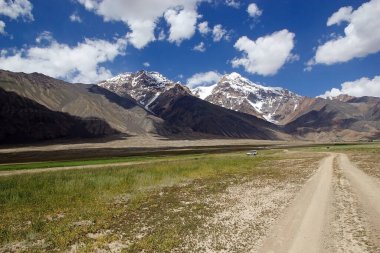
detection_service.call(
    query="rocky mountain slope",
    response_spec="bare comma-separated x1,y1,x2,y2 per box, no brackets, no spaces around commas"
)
285,97,380,141
99,71,285,139
0,70,172,141
148,84,285,139
0,87,116,143
191,72,305,124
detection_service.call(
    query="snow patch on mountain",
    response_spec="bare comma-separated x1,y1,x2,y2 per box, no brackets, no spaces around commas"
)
247,100,263,113
192,84,217,99
145,92,161,109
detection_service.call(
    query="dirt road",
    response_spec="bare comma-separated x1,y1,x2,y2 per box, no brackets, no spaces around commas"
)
259,154,334,253
259,153,380,253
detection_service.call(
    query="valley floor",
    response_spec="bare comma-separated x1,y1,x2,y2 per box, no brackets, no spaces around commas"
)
0,143,379,252
0,135,286,154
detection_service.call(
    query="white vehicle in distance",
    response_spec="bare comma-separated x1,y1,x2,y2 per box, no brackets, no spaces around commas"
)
246,150,257,156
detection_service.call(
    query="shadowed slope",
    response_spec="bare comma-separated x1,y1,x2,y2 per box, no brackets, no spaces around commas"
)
285,98,380,141
0,88,117,143
150,84,285,140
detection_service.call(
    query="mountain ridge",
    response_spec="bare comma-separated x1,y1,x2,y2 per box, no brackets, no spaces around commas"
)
99,70,380,141
0,69,175,139
1,69,379,143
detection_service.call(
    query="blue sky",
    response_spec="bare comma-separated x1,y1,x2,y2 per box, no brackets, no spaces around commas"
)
0,0,380,98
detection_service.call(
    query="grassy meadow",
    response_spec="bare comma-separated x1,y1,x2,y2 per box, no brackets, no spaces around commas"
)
0,151,280,251
0,154,198,171
3,145,373,252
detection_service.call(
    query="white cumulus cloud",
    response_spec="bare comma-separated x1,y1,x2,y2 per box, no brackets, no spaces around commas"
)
0,33,127,83
198,21,210,35
320,76,380,98
0,0,33,20
77,0,202,49
232,29,295,76
326,6,352,26
0,0,33,35
212,24,228,42
247,3,262,17
164,7,199,45
311,0,380,66
186,71,222,88
193,41,206,52
143,62,150,67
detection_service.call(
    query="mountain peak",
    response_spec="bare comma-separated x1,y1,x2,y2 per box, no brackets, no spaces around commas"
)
220,72,283,92
100,70,173,88
224,72,242,80
137,70,169,82
99,70,184,108
221,72,250,86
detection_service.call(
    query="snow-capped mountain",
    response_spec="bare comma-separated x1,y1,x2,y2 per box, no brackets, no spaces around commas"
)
191,72,305,124
98,70,282,139
98,70,188,110
100,71,306,125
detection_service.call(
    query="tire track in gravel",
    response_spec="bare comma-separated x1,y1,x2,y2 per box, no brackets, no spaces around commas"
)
325,156,378,253
338,153,380,248
258,154,335,253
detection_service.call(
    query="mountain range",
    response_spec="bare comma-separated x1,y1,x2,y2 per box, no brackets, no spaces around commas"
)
1,69,379,144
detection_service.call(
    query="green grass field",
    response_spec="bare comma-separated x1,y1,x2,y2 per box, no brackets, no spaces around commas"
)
0,153,210,172
0,151,282,252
